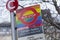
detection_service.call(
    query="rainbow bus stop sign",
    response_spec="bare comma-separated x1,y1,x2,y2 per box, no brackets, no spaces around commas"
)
16,5,44,40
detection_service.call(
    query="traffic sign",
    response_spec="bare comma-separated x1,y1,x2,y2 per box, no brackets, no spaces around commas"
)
6,0,18,12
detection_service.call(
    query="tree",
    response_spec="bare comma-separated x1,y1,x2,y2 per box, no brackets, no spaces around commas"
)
41,0,60,40
42,0,60,29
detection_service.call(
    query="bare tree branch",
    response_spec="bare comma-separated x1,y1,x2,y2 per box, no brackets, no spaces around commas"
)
52,0,60,14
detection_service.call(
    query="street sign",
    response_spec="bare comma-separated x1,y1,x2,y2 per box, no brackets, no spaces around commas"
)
16,4,45,40
18,7,40,26
6,0,18,12
16,5,42,28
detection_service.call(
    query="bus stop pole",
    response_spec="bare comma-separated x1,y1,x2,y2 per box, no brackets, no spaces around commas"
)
10,12,16,40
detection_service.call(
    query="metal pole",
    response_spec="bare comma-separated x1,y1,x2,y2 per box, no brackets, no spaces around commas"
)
10,12,16,40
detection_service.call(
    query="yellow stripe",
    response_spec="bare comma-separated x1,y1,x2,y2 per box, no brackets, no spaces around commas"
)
23,10,34,16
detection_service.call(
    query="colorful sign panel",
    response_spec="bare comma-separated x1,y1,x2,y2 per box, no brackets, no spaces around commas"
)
16,5,45,40
16,5,42,28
